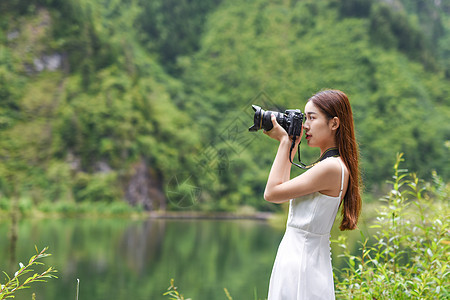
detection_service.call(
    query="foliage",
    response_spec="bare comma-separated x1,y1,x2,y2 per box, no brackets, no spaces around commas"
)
334,153,449,299
180,0,450,203
164,279,246,300
163,279,191,300
136,0,223,75
0,0,449,213
0,247,57,300
369,2,431,67
0,197,143,217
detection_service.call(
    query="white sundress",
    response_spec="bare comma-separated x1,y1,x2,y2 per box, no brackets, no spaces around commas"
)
267,157,345,300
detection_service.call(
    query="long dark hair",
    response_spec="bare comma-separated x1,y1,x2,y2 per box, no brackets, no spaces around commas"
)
308,90,362,230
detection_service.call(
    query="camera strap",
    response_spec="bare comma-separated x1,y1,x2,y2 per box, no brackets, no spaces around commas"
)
289,137,339,169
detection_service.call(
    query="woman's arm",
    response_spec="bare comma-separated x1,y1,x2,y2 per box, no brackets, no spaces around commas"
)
264,139,293,203
263,115,301,203
264,159,341,203
263,116,342,203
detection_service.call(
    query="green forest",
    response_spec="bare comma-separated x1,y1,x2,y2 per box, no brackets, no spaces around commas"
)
0,0,449,213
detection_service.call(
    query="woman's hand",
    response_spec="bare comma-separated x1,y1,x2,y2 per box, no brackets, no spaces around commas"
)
263,114,289,142
264,114,303,147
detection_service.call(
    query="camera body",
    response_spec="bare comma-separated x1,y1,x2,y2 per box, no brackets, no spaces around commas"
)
248,105,304,137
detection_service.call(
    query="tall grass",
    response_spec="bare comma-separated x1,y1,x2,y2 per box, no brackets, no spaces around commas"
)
334,153,449,299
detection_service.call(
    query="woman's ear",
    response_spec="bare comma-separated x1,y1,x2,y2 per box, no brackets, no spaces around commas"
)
331,117,340,130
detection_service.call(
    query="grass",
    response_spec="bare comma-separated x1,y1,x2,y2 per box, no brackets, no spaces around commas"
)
0,198,146,219
333,153,449,299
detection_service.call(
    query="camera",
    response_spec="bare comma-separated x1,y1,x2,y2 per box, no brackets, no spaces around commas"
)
248,105,304,137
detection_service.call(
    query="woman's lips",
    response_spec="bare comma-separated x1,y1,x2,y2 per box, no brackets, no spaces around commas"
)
305,134,311,140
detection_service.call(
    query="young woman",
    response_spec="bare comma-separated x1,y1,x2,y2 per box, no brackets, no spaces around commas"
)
264,90,362,299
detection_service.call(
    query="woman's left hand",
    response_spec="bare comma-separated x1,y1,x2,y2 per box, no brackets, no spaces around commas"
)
264,114,290,143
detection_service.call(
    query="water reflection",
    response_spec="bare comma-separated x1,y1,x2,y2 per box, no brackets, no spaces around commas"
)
0,217,365,300
120,220,166,276
0,218,282,300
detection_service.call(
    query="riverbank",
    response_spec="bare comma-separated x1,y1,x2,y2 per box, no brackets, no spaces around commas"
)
0,199,278,222
148,210,274,220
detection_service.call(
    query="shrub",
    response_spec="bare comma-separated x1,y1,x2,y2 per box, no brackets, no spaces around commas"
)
163,279,235,300
334,153,449,299
0,247,57,300
0,197,9,211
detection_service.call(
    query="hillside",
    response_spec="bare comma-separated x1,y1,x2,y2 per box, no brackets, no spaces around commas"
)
0,0,448,212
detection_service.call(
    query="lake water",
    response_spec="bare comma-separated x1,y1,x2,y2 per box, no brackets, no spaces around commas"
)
0,217,361,300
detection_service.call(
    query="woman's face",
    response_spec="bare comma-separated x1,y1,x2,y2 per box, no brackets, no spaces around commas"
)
303,101,337,150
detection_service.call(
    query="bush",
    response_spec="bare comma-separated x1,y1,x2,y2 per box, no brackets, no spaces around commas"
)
18,197,33,214
0,247,57,300
334,153,449,299
0,197,9,211
163,279,234,300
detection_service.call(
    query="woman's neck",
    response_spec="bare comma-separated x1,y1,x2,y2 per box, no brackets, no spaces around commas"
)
320,142,337,156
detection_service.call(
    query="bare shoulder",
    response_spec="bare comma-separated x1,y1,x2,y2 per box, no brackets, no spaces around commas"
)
299,157,343,187
311,157,343,175
312,157,349,197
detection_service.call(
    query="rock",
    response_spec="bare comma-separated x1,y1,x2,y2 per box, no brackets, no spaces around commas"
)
125,159,166,211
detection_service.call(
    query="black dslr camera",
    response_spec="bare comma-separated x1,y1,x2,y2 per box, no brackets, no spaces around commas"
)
248,105,304,137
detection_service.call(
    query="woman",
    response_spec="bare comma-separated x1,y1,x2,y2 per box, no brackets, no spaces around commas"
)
264,90,362,299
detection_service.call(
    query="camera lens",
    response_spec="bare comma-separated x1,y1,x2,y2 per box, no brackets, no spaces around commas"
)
249,105,304,139
249,105,285,132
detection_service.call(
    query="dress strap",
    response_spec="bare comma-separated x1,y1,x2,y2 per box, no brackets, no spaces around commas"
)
337,158,345,199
